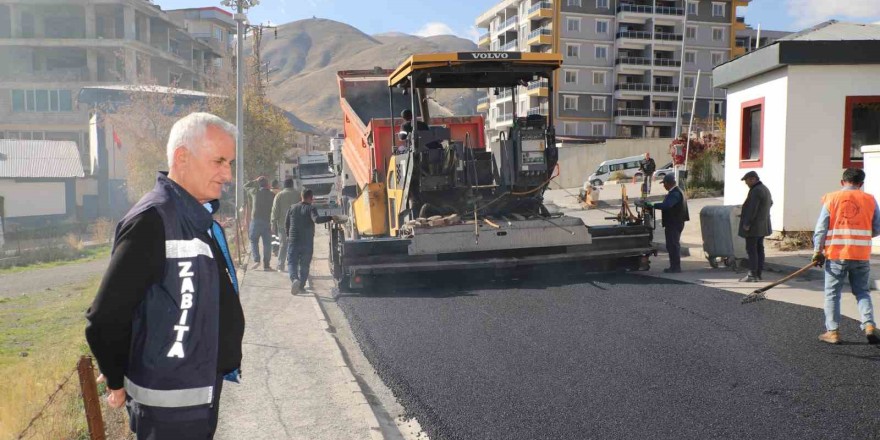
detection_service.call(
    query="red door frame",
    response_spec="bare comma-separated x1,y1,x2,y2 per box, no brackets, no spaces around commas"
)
842,96,880,169
740,97,765,169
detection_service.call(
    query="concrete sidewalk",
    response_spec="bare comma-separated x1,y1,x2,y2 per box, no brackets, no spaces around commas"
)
215,256,382,439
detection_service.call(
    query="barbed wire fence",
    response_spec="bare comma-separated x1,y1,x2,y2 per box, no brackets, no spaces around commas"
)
14,356,111,440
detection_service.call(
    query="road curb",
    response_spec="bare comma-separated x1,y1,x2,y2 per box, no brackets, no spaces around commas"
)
308,292,385,440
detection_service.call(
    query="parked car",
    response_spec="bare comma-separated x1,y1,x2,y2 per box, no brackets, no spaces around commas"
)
653,162,674,180
585,155,646,187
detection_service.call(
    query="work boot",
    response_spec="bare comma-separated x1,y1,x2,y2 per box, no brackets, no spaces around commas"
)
756,271,763,281
263,265,275,272
739,272,759,283
290,279,301,295
866,323,880,344
251,262,261,270
818,330,841,345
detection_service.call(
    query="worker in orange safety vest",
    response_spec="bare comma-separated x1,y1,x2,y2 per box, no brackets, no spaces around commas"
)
812,168,880,345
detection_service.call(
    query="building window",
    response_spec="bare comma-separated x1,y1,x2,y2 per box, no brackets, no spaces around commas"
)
683,75,696,89
596,20,609,34
595,45,608,59
686,26,697,39
567,18,581,32
564,95,578,110
11,89,73,113
593,71,606,85
565,70,578,84
712,2,726,17
687,1,698,15
740,98,764,167
713,101,723,115
566,44,580,58
563,122,578,135
712,27,724,41
592,96,606,112
596,0,610,8
567,0,582,6
685,51,696,64
843,96,880,168
592,123,606,136
712,52,725,65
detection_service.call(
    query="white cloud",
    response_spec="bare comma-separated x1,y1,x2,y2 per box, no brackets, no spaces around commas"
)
415,22,457,37
786,0,880,28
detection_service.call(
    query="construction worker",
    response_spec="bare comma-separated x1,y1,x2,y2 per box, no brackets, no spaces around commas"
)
639,153,656,198
285,188,337,293
645,173,689,273
738,171,773,282
271,178,298,272
812,168,880,345
244,176,276,271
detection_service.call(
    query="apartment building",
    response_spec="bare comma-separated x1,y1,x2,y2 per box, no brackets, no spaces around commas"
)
0,0,235,170
476,0,749,140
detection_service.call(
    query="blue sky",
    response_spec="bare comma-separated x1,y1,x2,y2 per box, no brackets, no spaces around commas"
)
158,0,880,38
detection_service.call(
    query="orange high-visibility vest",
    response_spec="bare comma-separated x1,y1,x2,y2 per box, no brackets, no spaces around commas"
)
822,189,877,261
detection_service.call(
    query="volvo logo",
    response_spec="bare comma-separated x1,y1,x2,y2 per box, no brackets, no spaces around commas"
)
457,52,522,60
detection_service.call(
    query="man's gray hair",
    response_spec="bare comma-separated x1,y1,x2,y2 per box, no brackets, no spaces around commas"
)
166,112,237,167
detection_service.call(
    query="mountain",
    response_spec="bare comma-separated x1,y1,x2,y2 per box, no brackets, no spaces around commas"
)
256,18,479,134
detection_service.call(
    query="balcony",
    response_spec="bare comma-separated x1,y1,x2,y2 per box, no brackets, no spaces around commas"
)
526,80,549,97
652,110,678,118
527,105,549,116
496,112,514,124
616,30,652,41
478,32,490,47
615,57,652,68
654,32,683,42
528,27,553,46
617,3,653,14
498,16,518,33
615,83,651,92
655,6,684,16
477,96,489,110
496,89,514,101
652,84,679,93
501,41,518,51
528,2,553,19
614,108,651,117
653,58,682,68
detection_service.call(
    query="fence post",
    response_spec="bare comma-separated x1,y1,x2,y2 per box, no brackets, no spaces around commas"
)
77,356,105,440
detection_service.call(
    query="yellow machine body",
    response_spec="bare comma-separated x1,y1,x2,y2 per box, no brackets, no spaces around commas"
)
354,182,388,237
386,155,407,237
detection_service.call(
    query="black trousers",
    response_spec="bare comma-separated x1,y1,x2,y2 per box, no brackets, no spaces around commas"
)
745,236,765,276
287,243,314,285
127,374,224,440
665,222,684,270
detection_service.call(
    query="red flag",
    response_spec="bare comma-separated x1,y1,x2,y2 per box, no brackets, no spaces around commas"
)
112,127,122,150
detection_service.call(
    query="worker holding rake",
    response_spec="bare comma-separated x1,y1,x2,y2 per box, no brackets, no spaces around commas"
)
813,168,880,345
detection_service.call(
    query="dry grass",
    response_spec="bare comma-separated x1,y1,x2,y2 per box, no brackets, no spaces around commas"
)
773,231,815,252
0,278,101,439
91,218,115,245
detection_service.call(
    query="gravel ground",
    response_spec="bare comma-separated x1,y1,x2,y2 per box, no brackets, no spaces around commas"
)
0,257,109,298
337,270,880,440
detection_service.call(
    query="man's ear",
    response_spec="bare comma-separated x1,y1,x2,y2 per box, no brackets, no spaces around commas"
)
173,146,189,168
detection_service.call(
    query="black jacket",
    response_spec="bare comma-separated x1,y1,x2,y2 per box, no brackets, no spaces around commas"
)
86,174,243,409
285,202,332,247
739,181,773,237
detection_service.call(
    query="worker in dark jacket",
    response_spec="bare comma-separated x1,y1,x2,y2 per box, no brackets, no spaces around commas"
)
285,188,337,293
271,178,298,271
85,113,244,439
639,153,657,198
738,171,773,282
244,176,276,271
646,173,689,273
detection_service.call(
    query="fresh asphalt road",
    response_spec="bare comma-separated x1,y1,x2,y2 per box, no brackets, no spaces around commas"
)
337,270,880,440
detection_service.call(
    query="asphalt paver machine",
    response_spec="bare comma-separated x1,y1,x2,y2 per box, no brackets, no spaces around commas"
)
330,52,655,290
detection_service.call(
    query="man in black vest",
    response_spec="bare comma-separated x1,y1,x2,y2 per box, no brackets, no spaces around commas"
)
85,113,244,439
646,173,690,273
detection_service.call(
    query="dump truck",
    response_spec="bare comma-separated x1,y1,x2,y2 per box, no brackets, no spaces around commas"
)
329,53,655,290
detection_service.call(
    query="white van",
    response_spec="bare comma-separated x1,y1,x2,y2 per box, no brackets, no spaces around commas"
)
585,155,647,187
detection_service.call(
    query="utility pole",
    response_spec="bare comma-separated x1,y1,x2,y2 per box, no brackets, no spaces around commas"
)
222,0,259,221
